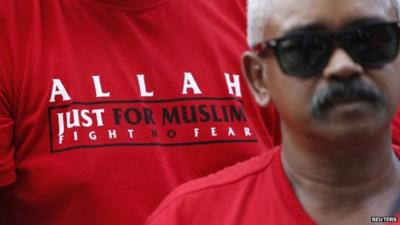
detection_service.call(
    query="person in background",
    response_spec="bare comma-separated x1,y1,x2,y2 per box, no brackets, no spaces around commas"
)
0,0,280,224
145,0,400,224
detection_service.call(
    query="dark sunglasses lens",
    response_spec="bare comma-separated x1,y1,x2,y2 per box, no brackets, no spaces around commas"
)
275,35,331,76
345,23,399,66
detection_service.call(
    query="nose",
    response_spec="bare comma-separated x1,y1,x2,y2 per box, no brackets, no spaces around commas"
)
322,48,364,79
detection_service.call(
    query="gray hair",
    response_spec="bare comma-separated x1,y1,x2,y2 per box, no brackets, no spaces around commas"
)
247,0,270,48
247,0,400,48
394,0,400,16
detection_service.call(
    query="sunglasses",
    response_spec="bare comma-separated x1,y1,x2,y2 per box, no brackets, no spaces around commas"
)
253,21,400,77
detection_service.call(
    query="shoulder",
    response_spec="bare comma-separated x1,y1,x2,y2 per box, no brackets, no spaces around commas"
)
170,147,278,198
146,147,280,224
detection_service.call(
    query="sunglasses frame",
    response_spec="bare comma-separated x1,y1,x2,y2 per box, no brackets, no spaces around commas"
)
252,21,400,77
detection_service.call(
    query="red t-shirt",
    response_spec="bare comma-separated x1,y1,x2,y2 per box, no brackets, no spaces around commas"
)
146,146,400,225
0,0,278,224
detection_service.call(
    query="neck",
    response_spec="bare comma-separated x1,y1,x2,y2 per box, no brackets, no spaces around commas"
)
281,127,400,224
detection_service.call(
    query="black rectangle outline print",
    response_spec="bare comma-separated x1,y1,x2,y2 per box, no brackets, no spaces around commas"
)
48,97,258,153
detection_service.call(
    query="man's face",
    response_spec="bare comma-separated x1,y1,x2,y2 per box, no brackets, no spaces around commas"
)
246,0,400,141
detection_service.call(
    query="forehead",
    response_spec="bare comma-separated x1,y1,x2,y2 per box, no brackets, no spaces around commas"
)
266,0,398,37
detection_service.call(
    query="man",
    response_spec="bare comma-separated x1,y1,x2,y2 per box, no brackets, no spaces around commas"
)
145,0,400,224
0,0,279,225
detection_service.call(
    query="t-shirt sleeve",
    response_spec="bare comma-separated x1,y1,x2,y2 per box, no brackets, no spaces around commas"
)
145,188,198,225
145,199,185,225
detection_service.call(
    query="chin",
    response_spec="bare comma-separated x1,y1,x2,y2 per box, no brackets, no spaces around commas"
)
318,118,389,144
312,107,391,143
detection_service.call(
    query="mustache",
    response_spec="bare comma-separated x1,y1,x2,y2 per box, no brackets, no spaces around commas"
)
311,78,386,118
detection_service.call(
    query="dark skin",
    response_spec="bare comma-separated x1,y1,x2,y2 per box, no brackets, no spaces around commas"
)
243,0,400,224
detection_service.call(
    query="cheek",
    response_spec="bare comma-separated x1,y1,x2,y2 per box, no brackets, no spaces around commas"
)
386,74,400,113
266,64,314,125
377,65,400,110
365,63,400,120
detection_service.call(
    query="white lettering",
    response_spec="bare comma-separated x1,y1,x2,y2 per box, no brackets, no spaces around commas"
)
244,127,252,136
66,109,81,128
211,127,218,137
92,109,105,126
137,74,154,97
108,129,117,139
73,131,78,141
224,73,242,97
127,129,134,138
182,72,202,94
58,135,64,144
92,75,110,98
194,128,200,137
89,131,97,140
57,109,104,136
57,113,65,136
228,127,236,136
50,79,71,102
80,110,93,127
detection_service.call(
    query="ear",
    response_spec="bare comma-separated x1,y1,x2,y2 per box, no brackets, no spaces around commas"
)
241,51,270,107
